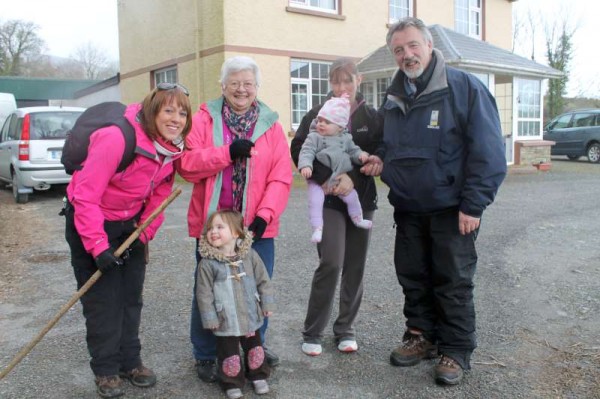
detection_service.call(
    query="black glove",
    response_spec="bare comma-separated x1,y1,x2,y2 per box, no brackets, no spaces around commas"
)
95,249,124,273
229,139,255,160
248,216,267,241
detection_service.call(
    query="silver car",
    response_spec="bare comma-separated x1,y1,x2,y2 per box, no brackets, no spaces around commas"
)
0,106,85,203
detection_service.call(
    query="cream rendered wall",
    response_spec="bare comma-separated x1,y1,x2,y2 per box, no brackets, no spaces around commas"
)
416,0,513,49
215,1,391,131
222,1,389,59
484,0,514,49
118,0,197,75
416,0,455,28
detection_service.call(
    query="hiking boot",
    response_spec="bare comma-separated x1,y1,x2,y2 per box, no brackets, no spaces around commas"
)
195,359,218,383
390,331,438,367
119,365,156,388
264,347,280,367
95,375,124,398
435,355,464,385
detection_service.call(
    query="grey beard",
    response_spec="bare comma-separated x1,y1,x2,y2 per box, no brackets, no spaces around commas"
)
403,66,424,80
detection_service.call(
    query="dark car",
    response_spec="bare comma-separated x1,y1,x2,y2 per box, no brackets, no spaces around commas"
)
543,109,600,163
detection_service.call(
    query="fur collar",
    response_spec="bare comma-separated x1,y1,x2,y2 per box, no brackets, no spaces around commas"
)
198,228,253,262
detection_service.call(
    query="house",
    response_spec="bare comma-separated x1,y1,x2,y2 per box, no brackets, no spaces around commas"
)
117,0,559,166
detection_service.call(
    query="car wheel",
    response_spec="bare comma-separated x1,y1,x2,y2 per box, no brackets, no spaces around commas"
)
586,143,600,163
566,155,580,161
11,172,29,204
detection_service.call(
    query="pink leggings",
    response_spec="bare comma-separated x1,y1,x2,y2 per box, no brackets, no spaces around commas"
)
307,180,363,229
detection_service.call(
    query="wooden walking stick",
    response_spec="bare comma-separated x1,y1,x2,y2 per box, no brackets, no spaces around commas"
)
0,186,183,380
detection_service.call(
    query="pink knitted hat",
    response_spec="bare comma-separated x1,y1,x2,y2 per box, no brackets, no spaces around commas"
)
318,94,350,128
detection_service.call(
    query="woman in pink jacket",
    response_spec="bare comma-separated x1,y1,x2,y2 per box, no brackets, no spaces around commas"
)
64,84,191,398
178,56,292,388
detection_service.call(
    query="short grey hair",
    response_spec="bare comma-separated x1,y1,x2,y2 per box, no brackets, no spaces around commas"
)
386,17,433,51
219,56,261,88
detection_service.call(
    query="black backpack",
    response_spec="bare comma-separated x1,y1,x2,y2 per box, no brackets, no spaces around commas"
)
61,102,136,175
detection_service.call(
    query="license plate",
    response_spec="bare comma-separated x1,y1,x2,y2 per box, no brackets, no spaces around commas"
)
49,150,62,160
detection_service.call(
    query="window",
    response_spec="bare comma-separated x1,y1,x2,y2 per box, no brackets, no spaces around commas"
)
547,113,572,130
515,78,542,138
289,0,338,14
360,77,391,109
154,66,178,87
455,0,481,39
389,0,412,23
290,60,331,129
573,113,597,127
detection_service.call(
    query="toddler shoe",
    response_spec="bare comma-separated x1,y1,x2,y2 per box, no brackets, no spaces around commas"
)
226,388,243,399
252,379,270,395
311,227,323,243
301,342,322,356
351,216,372,229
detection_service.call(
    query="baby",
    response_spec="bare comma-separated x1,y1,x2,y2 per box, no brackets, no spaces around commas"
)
297,95,372,243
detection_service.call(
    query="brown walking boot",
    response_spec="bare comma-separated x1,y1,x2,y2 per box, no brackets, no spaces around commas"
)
434,355,464,385
119,365,157,388
95,375,124,398
390,331,438,367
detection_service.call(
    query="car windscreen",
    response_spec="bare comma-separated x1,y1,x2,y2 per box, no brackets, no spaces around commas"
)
29,111,83,140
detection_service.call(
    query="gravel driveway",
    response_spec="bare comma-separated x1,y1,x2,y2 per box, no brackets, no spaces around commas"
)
0,158,599,399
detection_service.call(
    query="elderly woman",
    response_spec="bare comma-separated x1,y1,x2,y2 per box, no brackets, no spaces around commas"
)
178,56,292,385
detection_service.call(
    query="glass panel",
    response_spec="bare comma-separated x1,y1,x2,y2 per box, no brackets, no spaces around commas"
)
389,0,410,22
360,82,375,108
573,113,595,127
291,83,308,125
291,61,309,78
29,112,83,140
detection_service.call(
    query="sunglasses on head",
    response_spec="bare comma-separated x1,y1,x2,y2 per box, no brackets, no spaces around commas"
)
156,82,190,96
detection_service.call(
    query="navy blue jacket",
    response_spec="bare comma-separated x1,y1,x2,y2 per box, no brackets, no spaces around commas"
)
380,49,506,217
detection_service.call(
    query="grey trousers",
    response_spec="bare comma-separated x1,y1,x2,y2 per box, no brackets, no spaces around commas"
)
302,207,374,344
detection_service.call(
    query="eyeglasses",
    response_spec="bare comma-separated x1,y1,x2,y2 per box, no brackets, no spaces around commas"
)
156,82,190,96
226,81,256,91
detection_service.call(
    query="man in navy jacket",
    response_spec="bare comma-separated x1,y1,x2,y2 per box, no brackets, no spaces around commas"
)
362,17,506,385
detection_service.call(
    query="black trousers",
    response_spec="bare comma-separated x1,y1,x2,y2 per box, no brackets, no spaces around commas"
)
65,205,146,376
216,331,270,391
393,207,478,369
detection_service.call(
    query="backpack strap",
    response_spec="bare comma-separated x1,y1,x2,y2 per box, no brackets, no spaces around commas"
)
113,117,136,172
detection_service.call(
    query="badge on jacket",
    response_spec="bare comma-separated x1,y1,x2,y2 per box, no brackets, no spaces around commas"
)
428,110,440,130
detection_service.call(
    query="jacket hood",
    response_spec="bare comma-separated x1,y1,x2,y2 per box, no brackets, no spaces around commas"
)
198,227,253,262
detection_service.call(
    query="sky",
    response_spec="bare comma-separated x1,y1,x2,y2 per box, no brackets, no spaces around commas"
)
512,0,598,98
1,0,598,98
2,0,119,61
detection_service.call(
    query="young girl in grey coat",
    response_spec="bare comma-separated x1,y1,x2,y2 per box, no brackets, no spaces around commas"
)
196,210,274,399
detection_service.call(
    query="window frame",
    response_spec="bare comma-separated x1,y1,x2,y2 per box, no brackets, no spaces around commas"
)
455,0,482,39
290,59,332,130
289,0,339,14
389,0,413,24
514,78,543,139
153,66,178,88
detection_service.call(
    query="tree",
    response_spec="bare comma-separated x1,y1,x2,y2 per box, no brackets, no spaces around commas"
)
0,19,45,76
545,20,576,118
72,41,111,80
